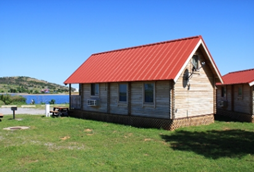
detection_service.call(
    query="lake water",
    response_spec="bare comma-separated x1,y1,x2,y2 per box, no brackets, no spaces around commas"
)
22,95,69,104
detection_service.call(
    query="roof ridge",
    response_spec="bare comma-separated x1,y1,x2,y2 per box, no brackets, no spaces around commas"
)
92,35,201,56
227,68,254,75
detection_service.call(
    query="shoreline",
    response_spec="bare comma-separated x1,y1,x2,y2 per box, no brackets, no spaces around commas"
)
17,93,69,96
0,93,79,96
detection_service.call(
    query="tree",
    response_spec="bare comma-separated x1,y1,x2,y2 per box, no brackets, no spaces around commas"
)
49,99,55,104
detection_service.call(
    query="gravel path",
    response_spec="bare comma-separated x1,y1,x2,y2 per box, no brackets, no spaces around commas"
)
0,108,46,115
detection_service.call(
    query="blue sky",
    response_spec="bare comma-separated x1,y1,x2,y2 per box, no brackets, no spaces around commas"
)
0,0,253,87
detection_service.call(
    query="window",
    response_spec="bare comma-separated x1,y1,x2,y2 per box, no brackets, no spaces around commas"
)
91,83,99,96
221,86,226,97
144,83,154,103
119,84,127,102
238,86,242,97
192,55,199,71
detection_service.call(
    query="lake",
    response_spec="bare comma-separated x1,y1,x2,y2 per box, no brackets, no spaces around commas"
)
22,95,69,104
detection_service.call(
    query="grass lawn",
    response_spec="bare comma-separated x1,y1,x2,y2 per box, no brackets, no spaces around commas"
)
0,114,254,172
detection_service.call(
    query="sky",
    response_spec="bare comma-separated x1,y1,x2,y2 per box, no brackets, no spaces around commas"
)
0,0,253,88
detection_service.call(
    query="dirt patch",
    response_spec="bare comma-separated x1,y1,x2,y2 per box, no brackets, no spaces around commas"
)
84,129,93,132
144,138,152,141
28,160,39,163
84,129,94,135
60,136,70,140
3,126,29,130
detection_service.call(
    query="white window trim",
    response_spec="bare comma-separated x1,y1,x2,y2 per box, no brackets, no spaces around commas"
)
90,83,100,97
118,83,128,105
142,82,156,108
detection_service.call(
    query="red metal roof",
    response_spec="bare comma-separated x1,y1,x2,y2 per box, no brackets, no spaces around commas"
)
217,68,254,86
64,35,222,84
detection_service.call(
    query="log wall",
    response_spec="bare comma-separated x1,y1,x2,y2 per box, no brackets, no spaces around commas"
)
130,81,171,119
217,84,252,114
82,83,108,113
81,81,172,119
174,50,214,118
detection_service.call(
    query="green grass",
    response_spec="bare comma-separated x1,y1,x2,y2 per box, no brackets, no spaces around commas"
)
0,114,254,172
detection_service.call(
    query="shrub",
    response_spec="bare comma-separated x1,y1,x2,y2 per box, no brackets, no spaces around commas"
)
0,100,5,105
49,99,55,104
0,94,26,105
11,95,26,104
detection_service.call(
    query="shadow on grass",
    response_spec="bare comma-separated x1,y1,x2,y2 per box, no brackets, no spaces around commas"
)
161,129,254,159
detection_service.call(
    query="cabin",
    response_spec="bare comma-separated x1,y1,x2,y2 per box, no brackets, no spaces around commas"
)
64,35,223,130
216,69,254,122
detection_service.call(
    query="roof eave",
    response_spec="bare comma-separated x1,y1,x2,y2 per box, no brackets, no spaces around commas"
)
249,81,254,86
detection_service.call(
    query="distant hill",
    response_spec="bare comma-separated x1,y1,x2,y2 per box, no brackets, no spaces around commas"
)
0,76,75,94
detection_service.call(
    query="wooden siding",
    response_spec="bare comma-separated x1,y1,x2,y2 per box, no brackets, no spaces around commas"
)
217,84,252,115
109,83,128,115
130,81,171,119
174,50,214,118
81,81,171,118
82,83,108,113
216,85,233,111
233,84,250,114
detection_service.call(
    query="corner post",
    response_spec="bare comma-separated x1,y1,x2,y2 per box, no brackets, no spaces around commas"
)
80,84,83,110
107,83,110,114
171,81,175,119
231,85,234,112
69,84,72,110
128,82,131,116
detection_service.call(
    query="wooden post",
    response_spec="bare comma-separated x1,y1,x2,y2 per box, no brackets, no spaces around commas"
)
231,85,234,112
80,84,83,110
250,86,253,115
128,82,131,116
107,83,110,114
69,84,72,110
171,81,175,119
11,107,17,119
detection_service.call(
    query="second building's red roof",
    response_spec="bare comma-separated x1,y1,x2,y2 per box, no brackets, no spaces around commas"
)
218,68,254,86
65,35,222,84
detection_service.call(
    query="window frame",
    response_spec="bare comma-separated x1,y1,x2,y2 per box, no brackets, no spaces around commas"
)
91,83,99,96
221,86,226,98
238,85,243,99
118,83,128,103
143,82,155,107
